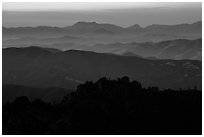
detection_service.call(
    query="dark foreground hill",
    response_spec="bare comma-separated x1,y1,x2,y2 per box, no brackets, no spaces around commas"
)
3,77,202,135
3,46,201,90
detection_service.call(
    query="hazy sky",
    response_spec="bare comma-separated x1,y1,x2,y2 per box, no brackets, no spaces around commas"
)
2,2,202,27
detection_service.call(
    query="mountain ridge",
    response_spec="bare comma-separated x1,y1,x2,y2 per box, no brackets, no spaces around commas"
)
3,38,201,60
3,47,201,90
3,21,201,43
3,21,201,29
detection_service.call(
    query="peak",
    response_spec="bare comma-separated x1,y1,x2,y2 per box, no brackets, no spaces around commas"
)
60,49,98,57
128,24,142,29
73,21,98,26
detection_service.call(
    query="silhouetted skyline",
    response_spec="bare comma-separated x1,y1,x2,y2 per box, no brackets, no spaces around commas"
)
3,2,202,27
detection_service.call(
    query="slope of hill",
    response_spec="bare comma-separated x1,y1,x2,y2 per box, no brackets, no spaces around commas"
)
3,47,202,90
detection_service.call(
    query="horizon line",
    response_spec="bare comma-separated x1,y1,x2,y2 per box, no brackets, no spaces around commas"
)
2,20,202,29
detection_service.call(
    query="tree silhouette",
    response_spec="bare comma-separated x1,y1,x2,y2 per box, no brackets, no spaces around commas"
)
2,77,202,135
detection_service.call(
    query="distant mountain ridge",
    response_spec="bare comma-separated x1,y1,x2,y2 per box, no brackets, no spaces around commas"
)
3,21,201,38
3,21,201,30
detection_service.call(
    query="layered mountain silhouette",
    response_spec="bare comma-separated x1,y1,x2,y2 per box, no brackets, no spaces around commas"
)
3,21,201,36
84,39,202,60
3,21,202,61
3,21,201,42
3,46,201,90
3,38,202,60
3,35,80,45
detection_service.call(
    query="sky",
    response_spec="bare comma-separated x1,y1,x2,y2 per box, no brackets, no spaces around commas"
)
2,2,202,27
